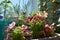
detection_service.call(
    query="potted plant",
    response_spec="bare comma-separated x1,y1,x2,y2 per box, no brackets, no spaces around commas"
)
7,11,60,40
24,11,60,40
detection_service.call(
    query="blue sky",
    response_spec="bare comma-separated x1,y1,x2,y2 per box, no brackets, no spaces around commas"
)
11,0,29,10
0,0,28,9
0,0,38,16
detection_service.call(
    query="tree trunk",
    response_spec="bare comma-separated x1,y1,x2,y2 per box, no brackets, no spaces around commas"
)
4,0,7,19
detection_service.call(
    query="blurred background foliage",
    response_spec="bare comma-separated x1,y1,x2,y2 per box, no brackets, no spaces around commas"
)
0,0,60,26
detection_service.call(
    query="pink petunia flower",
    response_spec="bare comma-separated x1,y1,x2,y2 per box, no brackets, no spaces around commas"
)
21,25,28,30
43,11,48,18
5,21,16,32
9,21,16,29
5,22,16,40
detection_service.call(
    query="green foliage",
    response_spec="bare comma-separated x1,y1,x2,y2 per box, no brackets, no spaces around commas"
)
0,0,13,19
0,0,12,5
39,0,53,24
7,0,12,3
17,11,27,26
30,11,35,16
56,27,60,33
10,27,25,40
29,20,45,38
45,28,56,37
38,0,52,11
21,11,27,19
50,28,55,36
53,10,60,25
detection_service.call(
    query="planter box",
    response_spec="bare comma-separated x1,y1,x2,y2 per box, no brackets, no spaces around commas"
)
9,33,60,40
26,33,60,40
30,36,60,40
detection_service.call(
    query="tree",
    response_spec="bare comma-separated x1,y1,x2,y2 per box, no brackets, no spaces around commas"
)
0,0,12,19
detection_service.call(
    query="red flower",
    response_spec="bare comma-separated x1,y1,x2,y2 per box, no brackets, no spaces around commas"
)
43,24,51,34
33,13,46,22
5,26,10,32
25,18,30,23
25,16,33,23
38,16,45,21
25,13,46,23
21,25,30,36
28,16,33,20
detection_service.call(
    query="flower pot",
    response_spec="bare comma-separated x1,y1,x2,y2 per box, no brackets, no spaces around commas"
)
30,36,60,40
26,33,60,40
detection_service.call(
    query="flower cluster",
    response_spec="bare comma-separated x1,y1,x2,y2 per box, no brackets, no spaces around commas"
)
25,16,33,23
25,11,56,37
44,24,51,34
25,11,47,23
5,21,16,32
7,11,57,39
5,21,16,40
25,11,49,38
43,24,56,36
43,11,48,18
21,25,31,36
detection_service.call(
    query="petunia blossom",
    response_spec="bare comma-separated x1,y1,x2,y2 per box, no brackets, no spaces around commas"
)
43,11,48,18
43,24,51,34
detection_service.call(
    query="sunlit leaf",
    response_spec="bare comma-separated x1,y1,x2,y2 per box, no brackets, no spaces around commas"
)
0,2,3,5
1,7,4,10
6,4,9,7
30,11,35,16
37,0,40,4
46,8,48,11
52,0,56,3
38,6,41,9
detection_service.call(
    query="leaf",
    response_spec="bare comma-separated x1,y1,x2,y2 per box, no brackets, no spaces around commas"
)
0,12,2,14
30,11,35,16
6,4,12,9
7,1,12,3
1,7,4,10
0,2,3,5
2,1,5,3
